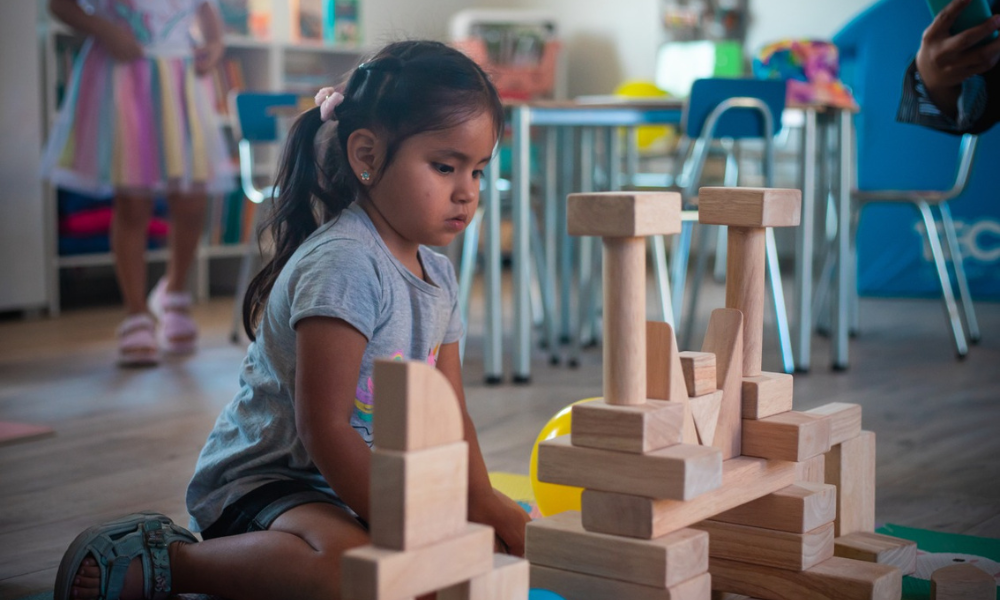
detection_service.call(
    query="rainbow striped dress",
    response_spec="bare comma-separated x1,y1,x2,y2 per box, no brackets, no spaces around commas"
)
41,0,234,196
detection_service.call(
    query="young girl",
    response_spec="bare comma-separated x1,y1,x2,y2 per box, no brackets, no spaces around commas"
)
42,0,234,366
55,40,530,600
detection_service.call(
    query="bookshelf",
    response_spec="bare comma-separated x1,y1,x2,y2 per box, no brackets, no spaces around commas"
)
37,2,367,315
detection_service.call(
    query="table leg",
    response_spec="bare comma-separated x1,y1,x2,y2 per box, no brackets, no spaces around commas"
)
833,109,852,370
794,108,818,372
484,157,503,383
512,106,532,383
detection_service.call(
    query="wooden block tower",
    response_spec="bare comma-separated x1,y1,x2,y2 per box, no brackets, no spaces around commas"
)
528,188,909,600
342,360,529,600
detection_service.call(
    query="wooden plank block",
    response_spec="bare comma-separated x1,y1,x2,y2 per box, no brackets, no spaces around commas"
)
795,454,826,484
372,360,464,452
437,554,529,600
341,523,493,600
370,442,468,550
530,565,712,600
538,435,721,500
571,399,683,454
825,431,876,536
805,402,862,446
526,511,708,588
689,390,723,447
697,187,802,229
679,351,717,397
742,411,832,462
711,482,837,533
581,456,795,539
930,564,995,600
834,532,917,575
568,192,682,237
709,556,901,600
741,373,793,420
701,308,743,459
648,321,698,444
691,520,834,571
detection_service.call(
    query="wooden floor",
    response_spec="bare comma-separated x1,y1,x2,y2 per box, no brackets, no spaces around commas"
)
1,273,998,598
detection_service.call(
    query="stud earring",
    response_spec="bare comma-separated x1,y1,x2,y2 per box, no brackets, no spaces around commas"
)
361,170,371,182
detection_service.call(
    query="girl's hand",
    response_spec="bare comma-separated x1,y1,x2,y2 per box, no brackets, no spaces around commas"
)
473,489,530,557
100,23,144,62
195,40,224,76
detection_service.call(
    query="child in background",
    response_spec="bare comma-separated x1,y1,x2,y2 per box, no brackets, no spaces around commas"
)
55,40,530,600
42,0,235,366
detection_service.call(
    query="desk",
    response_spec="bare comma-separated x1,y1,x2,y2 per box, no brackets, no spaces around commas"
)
496,99,854,382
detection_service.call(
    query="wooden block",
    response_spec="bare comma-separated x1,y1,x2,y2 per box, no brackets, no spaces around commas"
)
437,554,529,600
825,431,876,536
581,456,795,539
538,435,721,500
741,373,793,420
341,523,493,600
692,520,834,571
530,565,712,600
526,511,708,588
370,442,468,550
742,411,832,462
712,482,837,533
709,556,901,600
724,227,766,377
805,403,862,446
930,564,995,600
571,399,683,454
679,351,717,396
372,360,464,451
697,187,802,228
689,390,723,447
834,532,917,575
603,237,647,406
568,192,682,237
795,454,826,484
648,321,699,444
700,309,744,459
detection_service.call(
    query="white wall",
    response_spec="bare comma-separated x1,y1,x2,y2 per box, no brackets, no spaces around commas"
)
0,3,48,312
362,0,482,45
745,0,874,54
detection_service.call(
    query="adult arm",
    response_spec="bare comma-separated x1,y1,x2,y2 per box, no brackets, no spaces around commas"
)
48,0,143,61
195,1,225,75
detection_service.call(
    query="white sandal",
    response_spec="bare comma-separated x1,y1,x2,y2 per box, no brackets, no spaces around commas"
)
148,278,198,355
117,314,159,367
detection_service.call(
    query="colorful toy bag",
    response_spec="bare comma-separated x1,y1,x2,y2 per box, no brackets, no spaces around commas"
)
752,39,856,109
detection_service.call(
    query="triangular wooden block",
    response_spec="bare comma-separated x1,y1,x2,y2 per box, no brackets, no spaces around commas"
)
647,321,698,444
701,308,744,459
689,390,722,447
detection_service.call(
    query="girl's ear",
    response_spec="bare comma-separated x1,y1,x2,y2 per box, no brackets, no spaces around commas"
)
346,128,382,184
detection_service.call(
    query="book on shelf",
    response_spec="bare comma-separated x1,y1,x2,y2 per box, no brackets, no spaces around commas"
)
218,0,250,36
296,0,325,41
249,0,272,39
327,0,361,45
212,57,246,115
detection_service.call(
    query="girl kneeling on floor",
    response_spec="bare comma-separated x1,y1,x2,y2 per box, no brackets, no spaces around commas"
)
56,39,529,600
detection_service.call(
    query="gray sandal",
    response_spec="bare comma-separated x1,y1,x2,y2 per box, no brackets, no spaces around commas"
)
55,511,197,600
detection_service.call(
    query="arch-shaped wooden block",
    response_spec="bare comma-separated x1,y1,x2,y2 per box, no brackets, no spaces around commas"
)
568,192,682,237
373,360,464,451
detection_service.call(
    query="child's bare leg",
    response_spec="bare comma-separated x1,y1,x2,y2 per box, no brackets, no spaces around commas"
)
68,503,370,600
164,191,208,293
111,191,154,314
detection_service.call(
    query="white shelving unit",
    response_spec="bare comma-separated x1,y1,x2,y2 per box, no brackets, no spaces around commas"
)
37,4,367,315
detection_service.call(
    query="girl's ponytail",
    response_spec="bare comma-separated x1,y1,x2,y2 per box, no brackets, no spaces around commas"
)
242,106,353,340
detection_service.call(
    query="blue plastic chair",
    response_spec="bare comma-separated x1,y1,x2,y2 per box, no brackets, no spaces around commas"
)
229,91,300,342
658,77,793,371
834,0,981,357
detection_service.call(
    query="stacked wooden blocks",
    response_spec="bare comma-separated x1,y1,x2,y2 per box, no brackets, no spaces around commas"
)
342,360,529,600
528,189,907,600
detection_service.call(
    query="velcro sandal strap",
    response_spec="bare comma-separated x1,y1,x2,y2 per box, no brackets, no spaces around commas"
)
143,520,173,600
105,555,132,600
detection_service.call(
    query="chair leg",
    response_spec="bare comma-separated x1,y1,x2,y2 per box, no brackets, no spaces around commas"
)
650,234,674,325
670,220,694,328
682,225,713,350
713,225,728,283
530,208,559,354
457,207,485,361
939,202,980,343
917,201,968,358
766,228,795,374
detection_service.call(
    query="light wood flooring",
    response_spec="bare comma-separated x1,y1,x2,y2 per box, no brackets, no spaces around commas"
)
1,273,998,598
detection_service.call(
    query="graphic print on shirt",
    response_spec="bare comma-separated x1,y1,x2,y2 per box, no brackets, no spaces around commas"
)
350,344,443,438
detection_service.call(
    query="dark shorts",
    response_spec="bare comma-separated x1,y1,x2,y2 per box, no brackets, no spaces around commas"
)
200,479,368,540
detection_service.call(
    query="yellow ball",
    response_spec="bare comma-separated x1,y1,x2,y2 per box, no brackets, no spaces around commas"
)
529,398,599,516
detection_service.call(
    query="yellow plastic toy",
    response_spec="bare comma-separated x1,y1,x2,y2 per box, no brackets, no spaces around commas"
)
614,80,675,151
528,397,599,516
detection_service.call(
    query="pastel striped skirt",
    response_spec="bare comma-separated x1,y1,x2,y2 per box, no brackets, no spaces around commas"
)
41,39,235,197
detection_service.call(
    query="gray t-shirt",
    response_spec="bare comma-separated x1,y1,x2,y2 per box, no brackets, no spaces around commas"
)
186,202,463,531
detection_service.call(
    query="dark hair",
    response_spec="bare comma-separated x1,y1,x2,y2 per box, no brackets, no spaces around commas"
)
242,40,504,340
